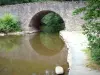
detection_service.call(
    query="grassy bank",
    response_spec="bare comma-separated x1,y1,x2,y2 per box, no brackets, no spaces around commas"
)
83,48,100,71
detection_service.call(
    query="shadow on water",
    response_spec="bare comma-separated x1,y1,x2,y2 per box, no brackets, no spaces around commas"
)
0,33,69,75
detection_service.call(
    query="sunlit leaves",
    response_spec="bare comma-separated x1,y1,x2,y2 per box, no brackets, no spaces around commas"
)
73,0,100,64
0,13,21,33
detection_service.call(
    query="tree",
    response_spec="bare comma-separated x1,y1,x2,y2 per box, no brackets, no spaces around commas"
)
41,12,65,33
73,0,100,64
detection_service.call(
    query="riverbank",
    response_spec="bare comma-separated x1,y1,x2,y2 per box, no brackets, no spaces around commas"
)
0,31,38,36
60,31,100,75
83,48,100,71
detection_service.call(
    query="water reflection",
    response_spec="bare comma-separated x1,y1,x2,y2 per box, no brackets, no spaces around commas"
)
30,33,65,56
0,33,69,75
0,35,21,52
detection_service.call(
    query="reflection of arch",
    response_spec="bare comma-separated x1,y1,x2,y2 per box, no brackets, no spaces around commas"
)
29,33,65,56
29,10,65,31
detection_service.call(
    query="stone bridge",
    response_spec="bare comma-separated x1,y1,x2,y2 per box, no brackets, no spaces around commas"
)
0,1,85,31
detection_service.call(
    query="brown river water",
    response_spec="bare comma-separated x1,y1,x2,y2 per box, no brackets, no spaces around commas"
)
0,32,69,75
1,31,100,75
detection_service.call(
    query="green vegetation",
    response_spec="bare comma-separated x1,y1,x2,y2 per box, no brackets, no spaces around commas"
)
41,12,65,33
83,48,100,70
73,0,100,64
0,13,21,33
0,0,66,5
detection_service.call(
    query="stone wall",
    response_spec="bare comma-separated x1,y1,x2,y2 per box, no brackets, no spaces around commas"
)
0,1,85,31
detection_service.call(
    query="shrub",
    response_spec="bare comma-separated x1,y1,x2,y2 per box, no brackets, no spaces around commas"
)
41,12,65,33
0,13,21,33
73,0,100,64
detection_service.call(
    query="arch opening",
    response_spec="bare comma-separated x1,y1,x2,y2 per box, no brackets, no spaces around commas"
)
29,10,65,32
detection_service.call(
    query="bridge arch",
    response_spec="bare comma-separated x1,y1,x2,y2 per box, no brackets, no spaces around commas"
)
29,10,65,31
0,2,85,31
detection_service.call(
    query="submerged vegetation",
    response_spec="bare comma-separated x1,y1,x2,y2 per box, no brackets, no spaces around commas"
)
0,13,21,33
41,12,65,33
73,0,100,64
